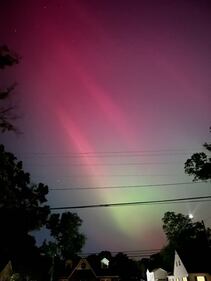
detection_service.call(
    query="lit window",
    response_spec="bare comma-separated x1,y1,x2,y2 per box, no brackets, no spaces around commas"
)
197,276,205,281
183,277,188,281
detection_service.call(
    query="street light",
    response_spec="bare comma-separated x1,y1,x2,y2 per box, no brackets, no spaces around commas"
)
188,214,209,246
188,213,194,219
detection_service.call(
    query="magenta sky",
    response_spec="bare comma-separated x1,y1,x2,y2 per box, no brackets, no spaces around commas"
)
1,0,211,256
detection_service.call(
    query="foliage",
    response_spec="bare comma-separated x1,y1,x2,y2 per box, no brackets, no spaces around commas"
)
162,212,195,243
44,212,86,260
204,142,211,152
161,211,211,272
0,46,19,69
184,152,211,181
41,241,58,258
184,128,211,181
98,250,112,261
0,46,86,280
137,258,150,280
0,144,50,228
0,45,20,132
111,252,140,281
162,211,211,247
0,145,86,278
0,144,50,277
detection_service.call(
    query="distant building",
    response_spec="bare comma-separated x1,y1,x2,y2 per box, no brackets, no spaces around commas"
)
101,258,109,269
59,258,119,281
146,268,168,281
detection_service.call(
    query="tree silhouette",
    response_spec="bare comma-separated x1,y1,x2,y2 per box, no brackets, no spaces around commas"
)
111,252,140,281
0,45,20,132
0,144,50,277
0,145,87,279
161,211,211,272
0,45,87,280
185,127,211,181
43,212,85,261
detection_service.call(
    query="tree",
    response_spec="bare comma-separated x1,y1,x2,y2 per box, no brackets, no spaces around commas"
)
0,45,20,132
43,212,85,261
111,252,140,281
184,128,211,181
162,212,211,248
0,146,86,280
0,144,50,276
0,46,19,69
1,46,86,280
137,258,150,280
185,152,211,181
98,250,112,261
162,212,196,244
0,145,50,223
161,211,211,272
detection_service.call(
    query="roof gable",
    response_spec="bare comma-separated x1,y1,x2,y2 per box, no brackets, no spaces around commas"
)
0,261,13,281
68,258,96,280
76,259,95,271
173,251,188,278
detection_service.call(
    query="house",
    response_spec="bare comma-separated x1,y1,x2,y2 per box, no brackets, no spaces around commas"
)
167,251,211,281
146,268,168,281
60,258,119,281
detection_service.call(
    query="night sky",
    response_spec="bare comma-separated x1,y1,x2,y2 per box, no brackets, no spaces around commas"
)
1,0,211,255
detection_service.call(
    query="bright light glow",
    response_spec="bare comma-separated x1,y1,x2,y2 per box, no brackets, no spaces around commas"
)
188,213,194,219
101,257,109,266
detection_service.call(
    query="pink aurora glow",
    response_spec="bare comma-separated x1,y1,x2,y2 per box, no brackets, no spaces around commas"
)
1,0,211,253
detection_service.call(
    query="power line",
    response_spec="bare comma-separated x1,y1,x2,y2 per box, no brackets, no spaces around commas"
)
18,152,193,158
16,148,200,155
82,249,161,255
81,249,161,257
31,173,184,179
34,172,184,178
49,174,181,177
24,161,182,167
50,195,211,210
49,181,205,191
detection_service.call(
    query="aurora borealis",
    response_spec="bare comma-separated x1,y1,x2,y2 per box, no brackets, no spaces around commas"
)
1,0,211,255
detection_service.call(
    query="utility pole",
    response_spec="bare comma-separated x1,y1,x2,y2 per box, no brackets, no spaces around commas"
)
201,220,210,248
48,244,58,281
50,254,55,281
